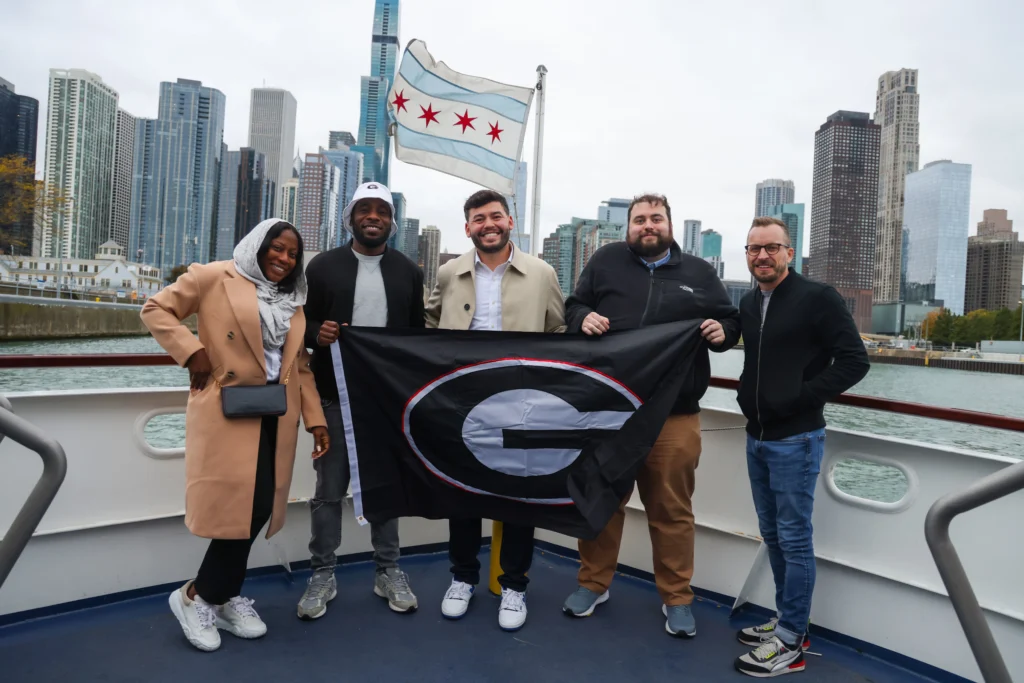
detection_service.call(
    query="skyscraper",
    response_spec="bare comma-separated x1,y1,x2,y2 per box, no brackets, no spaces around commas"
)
682,220,702,256
808,110,880,332
279,178,300,227
401,217,420,263
357,0,400,185
215,148,241,261
965,210,1023,313
109,108,136,251
597,198,630,226
235,147,275,246
505,161,529,253
540,218,624,298
321,146,364,248
389,191,405,251
248,88,297,211
297,152,340,252
130,79,226,271
902,160,971,315
766,203,806,274
0,77,39,254
701,229,724,278
754,179,795,219
329,131,357,149
41,69,118,259
874,68,921,304
420,224,441,292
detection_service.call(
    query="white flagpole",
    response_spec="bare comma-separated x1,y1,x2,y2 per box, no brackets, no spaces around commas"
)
530,65,547,257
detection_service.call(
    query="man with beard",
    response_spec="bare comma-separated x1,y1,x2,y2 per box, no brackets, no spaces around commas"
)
425,189,565,632
561,193,740,639
297,182,424,620
733,217,867,677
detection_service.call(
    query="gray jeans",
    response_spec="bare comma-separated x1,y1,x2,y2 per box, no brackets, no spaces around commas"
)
309,401,400,572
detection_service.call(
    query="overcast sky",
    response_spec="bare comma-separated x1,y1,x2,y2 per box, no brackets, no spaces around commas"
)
4,0,1022,280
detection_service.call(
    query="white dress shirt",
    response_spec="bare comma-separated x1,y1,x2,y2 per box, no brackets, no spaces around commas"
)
264,347,282,382
469,245,514,331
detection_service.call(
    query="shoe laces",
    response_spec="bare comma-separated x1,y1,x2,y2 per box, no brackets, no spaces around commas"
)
755,617,779,633
227,596,258,619
753,636,787,660
193,598,217,630
387,570,412,595
500,589,526,613
307,572,334,599
444,581,473,601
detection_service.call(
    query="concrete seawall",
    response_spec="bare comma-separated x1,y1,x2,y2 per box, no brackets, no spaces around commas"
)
0,299,196,341
869,348,1024,376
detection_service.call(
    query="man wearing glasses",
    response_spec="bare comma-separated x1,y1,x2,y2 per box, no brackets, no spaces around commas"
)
733,217,869,678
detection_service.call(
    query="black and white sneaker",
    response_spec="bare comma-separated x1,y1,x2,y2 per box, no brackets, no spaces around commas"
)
735,636,806,677
737,617,811,649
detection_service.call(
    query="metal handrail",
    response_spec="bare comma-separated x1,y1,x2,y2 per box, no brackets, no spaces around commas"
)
924,459,1024,683
0,395,68,590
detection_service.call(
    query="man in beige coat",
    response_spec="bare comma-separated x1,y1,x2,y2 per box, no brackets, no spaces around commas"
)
427,189,565,632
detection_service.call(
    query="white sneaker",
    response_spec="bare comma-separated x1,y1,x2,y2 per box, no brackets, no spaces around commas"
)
168,583,221,652
440,580,475,619
498,588,527,632
215,596,267,639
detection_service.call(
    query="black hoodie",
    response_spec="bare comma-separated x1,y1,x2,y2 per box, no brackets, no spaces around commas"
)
737,269,870,440
565,241,741,415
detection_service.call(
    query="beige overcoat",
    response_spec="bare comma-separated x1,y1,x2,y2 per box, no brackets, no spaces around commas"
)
140,261,326,540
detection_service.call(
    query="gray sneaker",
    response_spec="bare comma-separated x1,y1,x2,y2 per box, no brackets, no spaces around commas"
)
374,567,418,613
663,603,696,638
563,586,610,617
297,570,337,620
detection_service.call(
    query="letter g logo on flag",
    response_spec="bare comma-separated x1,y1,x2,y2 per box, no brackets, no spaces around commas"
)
403,359,641,504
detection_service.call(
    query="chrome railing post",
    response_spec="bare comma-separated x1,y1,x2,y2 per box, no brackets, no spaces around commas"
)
0,395,68,590
924,460,1024,683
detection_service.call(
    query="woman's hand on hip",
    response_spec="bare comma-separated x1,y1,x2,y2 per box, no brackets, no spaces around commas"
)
311,426,330,459
186,348,213,393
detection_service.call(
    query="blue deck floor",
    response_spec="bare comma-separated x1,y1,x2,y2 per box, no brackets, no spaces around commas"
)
1,547,941,683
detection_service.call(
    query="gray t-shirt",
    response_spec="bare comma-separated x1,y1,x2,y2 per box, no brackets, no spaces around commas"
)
760,288,772,325
351,251,388,327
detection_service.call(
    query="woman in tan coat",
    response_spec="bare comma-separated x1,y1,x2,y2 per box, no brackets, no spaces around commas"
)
141,219,329,652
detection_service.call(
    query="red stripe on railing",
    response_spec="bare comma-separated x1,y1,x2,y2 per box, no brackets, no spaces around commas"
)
1,354,1023,433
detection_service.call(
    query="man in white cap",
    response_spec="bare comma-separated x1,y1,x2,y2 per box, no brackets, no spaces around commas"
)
297,182,425,620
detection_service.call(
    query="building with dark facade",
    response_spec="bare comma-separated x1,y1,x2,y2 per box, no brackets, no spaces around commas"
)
807,110,880,332
235,148,275,247
0,77,39,254
965,209,1023,313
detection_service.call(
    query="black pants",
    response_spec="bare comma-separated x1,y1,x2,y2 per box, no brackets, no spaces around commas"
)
193,416,277,605
449,518,534,592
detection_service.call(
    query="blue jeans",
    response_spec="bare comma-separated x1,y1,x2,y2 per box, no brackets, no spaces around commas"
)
745,428,825,646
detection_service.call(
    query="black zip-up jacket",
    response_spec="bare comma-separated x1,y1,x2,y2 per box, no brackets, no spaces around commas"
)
304,244,424,400
737,269,870,440
565,241,741,415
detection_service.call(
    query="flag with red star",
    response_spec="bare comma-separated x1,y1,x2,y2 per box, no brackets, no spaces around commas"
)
386,39,534,194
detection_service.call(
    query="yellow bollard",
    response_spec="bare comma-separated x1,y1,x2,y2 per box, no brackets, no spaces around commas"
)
488,520,503,595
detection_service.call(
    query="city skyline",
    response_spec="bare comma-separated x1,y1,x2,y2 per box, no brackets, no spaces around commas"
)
2,0,1021,281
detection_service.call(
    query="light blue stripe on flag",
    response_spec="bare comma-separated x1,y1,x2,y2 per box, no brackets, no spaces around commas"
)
395,123,516,179
400,53,529,123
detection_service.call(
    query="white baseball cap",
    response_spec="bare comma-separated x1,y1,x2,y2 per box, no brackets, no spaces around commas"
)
342,182,400,238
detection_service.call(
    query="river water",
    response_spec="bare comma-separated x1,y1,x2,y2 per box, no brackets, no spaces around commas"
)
2,336,1023,502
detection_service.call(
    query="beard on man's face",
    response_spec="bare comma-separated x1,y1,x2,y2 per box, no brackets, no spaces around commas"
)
628,230,672,258
353,218,390,248
748,256,787,283
471,225,511,254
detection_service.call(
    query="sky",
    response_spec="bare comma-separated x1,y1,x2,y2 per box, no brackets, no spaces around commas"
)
3,0,1022,281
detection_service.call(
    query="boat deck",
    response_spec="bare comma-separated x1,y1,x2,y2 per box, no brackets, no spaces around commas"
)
0,546,942,682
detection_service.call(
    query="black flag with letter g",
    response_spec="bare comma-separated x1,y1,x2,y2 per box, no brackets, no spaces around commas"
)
331,320,705,539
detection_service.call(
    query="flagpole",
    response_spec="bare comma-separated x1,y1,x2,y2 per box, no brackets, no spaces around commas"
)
530,65,547,257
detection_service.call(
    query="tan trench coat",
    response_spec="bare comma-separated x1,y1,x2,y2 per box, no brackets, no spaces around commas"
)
424,247,566,332
141,261,326,540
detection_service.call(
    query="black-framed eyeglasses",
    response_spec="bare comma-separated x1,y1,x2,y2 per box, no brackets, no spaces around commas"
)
744,243,790,256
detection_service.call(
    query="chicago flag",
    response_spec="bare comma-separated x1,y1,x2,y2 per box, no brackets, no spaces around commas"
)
387,39,534,195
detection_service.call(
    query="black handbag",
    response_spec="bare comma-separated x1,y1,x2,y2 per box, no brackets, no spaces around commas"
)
218,364,292,419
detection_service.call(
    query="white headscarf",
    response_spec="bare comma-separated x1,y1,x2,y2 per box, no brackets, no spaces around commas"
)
232,219,307,351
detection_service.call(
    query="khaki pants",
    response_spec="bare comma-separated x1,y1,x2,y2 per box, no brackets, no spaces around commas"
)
577,413,702,606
